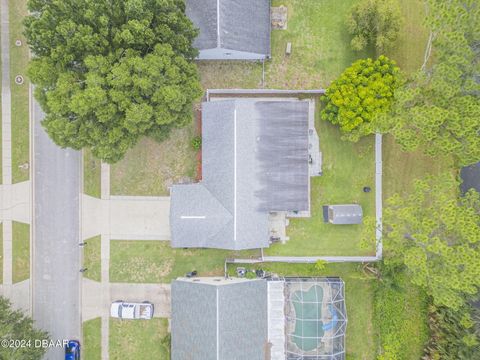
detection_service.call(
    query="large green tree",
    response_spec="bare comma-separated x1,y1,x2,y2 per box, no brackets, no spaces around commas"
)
25,0,202,163
346,0,403,53
321,56,401,141
0,297,49,360
382,175,480,310
377,0,480,166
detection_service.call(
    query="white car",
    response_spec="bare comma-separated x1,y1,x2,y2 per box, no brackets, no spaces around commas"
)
110,301,154,320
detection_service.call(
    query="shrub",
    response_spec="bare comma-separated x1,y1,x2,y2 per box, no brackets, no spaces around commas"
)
191,136,202,151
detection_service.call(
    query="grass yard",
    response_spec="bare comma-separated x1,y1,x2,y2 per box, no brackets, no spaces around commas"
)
9,0,30,184
197,60,263,89
83,149,101,198
12,221,29,283
83,318,101,360
110,125,197,196
386,0,430,74
266,111,376,257
83,235,101,282
110,318,170,360
109,240,259,283
227,262,376,360
266,0,370,89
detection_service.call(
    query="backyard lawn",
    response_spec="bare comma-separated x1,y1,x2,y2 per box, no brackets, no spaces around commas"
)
110,318,170,359
0,223,2,283
12,221,29,283
267,0,371,89
227,262,376,360
10,0,30,184
83,318,101,360
266,111,376,257
110,125,197,196
109,240,259,283
83,235,101,282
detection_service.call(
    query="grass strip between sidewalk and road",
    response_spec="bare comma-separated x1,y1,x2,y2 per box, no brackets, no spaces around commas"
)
12,221,29,283
82,317,101,360
9,0,30,184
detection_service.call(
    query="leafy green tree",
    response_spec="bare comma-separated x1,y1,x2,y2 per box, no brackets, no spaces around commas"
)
0,297,49,360
321,56,401,141
377,0,480,166
346,0,403,53
25,0,202,163
382,175,480,310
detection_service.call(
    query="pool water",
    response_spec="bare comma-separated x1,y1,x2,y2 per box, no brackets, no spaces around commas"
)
291,285,324,351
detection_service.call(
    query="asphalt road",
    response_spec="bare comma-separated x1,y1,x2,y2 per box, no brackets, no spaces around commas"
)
33,100,81,359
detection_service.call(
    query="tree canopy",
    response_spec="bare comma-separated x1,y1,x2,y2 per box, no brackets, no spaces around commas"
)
346,0,403,53
321,56,401,141
0,297,49,360
377,0,480,166
382,175,480,310
25,0,202,163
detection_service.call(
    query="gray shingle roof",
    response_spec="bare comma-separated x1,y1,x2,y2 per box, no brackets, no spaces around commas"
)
170,99,310,250
460,161,480,194
186,0,271,55
171,278,268,360
328,205,363,225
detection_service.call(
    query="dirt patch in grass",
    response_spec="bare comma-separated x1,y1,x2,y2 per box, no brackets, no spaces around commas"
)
110,125,197,196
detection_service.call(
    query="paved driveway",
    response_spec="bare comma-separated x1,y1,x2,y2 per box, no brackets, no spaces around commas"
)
33,101,81,359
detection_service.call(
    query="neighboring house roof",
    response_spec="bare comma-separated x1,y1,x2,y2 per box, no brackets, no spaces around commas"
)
171,278,268,360
460,161,480,194
328,204,363,225
186,0,271,56
170,99,310,250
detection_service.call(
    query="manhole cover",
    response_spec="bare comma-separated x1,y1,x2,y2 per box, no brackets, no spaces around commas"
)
15,39,22,47
15,75,24,85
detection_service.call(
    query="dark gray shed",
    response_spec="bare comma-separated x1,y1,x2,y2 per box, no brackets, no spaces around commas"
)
171,278,268,360
185,0,271,60
327,204,363,225
170,99,310,250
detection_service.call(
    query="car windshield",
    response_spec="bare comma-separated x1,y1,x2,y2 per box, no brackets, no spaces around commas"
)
66,346,75,353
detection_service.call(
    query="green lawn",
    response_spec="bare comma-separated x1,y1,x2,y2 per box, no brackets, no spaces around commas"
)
12,221,29,283
109,240,259,283
83,149,101,198
266,0,370,89
82,318,101,360
110,318,170,360
110,125,197,196
83,235,101,282
227,262,376,360
386,0,430,74
9,0,30,184
266,111,376,257
197,60,263,89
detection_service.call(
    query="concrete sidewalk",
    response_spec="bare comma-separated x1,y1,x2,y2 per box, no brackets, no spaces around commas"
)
82,278,171,321
82,195,171,241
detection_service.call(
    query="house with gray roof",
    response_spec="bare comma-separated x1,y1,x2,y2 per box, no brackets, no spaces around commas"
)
171,276,347,360
185,0,271,60
170,98,317,250
171,277,268,360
